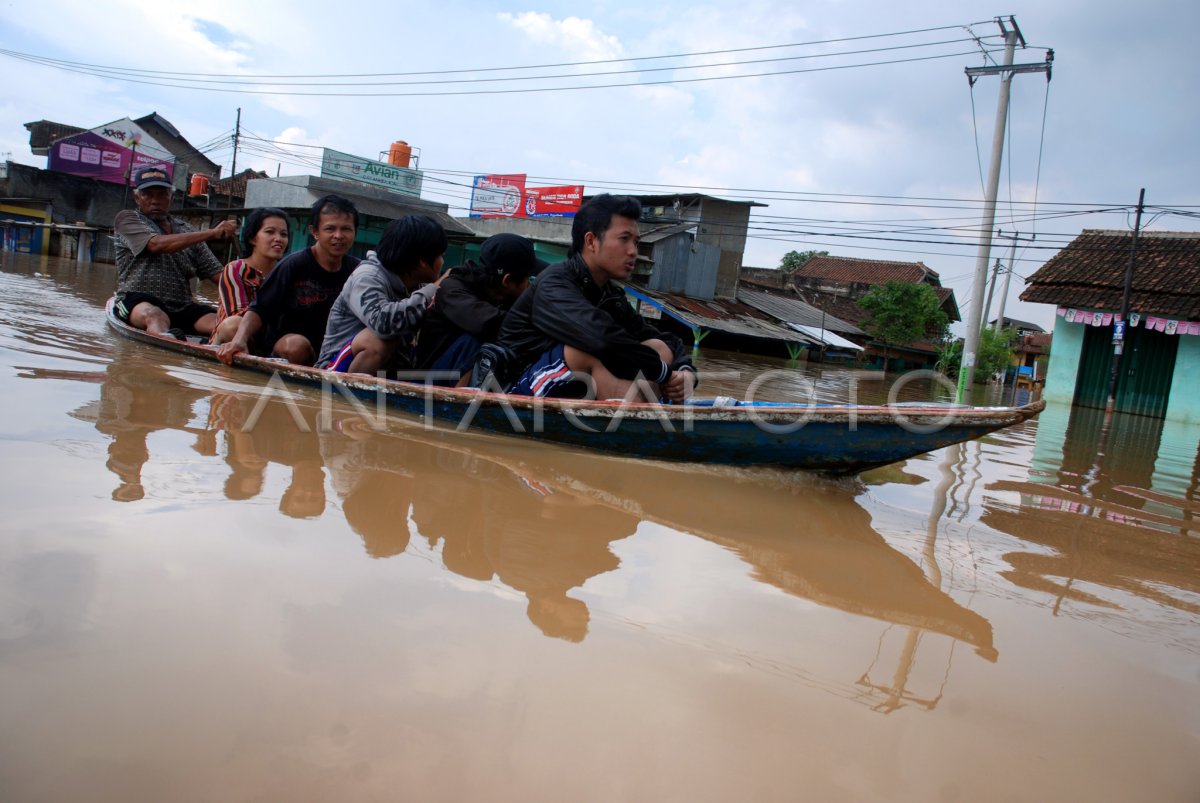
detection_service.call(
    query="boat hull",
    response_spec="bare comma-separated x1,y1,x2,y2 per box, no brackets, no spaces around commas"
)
105,300,1043,473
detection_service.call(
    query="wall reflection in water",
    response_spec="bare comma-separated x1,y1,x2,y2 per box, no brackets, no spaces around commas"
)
986,402,1200,616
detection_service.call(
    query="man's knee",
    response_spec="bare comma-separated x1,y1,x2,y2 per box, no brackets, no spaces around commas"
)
562,345,600,373
273,334,315,365
212,315,242,345
130,301,169,331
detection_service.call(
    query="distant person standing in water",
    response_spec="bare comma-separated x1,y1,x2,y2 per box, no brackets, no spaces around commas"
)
217,194,360,366
112,165,237,339
210,207,290,345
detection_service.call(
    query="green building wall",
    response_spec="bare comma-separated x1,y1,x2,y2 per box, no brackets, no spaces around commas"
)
1042,319,1084,405
1164,335,1200,424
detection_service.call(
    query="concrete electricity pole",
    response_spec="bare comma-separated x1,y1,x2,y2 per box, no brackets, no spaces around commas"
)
992,229,1035,332
955,17,1053,402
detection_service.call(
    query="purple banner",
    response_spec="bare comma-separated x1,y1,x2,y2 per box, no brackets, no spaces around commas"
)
47,132,173,187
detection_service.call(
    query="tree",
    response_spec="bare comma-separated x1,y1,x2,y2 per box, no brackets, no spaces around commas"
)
857,282,949,370
976,326,1018,378
779,250,827,271
936,327,1017,382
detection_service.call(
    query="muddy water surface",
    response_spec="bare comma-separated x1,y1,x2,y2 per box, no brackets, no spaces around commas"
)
1,253,1197,802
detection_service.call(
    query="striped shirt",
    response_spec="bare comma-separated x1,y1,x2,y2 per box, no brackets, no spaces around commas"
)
215,258,266,327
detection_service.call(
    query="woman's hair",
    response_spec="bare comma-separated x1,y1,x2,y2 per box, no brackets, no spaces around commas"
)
240,207,289,258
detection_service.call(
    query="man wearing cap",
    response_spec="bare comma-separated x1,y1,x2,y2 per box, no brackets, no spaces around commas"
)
414,232,546,385
112,165,237,338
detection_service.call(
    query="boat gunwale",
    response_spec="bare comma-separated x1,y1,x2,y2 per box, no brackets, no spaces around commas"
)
104,298,1045,427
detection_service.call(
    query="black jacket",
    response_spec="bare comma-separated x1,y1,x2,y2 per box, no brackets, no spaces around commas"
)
414,270,504,369
497,255,695,382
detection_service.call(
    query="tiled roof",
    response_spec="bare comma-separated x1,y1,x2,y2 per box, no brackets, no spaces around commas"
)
788,254,960,322
792,254,941,286
1021,229,1200,318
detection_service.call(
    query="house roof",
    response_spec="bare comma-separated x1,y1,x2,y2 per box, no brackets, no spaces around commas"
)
790,254,960,322
23,120,86,155
210,169,268,201
737,288,864,336
639,222,696,244
793,254,942,286
989,316,1045,333
618,192,767,208
629,285,822,345
1021,229,1200,319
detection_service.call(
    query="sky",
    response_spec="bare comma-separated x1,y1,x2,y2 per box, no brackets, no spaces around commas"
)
2,0,1198,333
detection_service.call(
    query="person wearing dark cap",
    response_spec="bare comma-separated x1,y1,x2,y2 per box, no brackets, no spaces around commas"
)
112,165,237,338
413,233,547,385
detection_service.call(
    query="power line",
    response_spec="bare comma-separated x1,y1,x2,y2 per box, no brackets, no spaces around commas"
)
0,24,997,80
2,47,983,97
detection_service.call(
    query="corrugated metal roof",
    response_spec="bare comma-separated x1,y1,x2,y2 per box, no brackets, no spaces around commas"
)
627,285,820,344
786,324,864,351
639,222,696,243
737,288,864,335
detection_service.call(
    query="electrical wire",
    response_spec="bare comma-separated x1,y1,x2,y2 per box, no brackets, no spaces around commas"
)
2,47,985,97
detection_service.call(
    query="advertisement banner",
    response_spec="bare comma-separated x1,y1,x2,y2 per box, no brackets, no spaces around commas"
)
321,148,423,197
470,174,527,218
47,131,173,186
470,175,584,218
523,184,583,218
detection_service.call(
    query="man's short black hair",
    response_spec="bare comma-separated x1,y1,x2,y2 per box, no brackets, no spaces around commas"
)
570,194,642,256
240,207,289,258
308,194,359,230
375,214,447,275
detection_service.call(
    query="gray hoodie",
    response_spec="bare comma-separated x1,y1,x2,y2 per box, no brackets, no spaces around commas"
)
316,251,438,368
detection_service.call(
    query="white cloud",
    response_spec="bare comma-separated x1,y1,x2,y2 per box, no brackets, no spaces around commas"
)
498,12,624,61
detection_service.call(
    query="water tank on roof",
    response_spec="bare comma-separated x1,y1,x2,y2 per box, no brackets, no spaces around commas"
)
387,141,412,168
189,174,210,196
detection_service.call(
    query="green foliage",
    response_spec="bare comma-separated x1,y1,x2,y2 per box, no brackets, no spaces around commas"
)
936,327,1019,382
857,282,949,351
779,250,828,271
976,326,1018,377
936,338,962,376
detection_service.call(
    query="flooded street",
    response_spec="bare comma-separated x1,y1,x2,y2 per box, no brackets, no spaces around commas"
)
1,253,1198,801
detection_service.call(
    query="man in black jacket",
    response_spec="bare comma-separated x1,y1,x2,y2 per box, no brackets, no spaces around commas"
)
498,194,697,402
414,233,546,385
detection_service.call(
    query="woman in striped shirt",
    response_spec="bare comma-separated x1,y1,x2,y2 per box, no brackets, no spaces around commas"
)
210,207,290,345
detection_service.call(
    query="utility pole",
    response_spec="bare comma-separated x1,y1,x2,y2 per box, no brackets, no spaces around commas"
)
230,107,241,177
955,17,1053,402
981,258,1002,338
993,229,1035,332
1106,188,1146,412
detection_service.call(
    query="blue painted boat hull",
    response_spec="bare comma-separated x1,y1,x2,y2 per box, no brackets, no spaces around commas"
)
106,300,1043,474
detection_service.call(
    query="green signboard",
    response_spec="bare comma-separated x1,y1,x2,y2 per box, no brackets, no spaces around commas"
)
320,148,423,197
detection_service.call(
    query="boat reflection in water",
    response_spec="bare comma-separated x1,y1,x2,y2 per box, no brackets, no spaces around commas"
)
985,402,1200,616
74,354,996,688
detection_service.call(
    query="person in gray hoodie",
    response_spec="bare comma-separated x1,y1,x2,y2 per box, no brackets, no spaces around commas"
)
317,214,447,374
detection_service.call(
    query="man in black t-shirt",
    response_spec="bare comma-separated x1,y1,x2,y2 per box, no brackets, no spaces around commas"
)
218,194,360,366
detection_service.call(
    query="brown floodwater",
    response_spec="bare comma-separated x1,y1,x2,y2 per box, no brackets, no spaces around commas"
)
1,252,1197,802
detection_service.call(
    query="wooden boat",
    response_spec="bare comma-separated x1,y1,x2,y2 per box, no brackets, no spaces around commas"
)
105,299,1043,474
